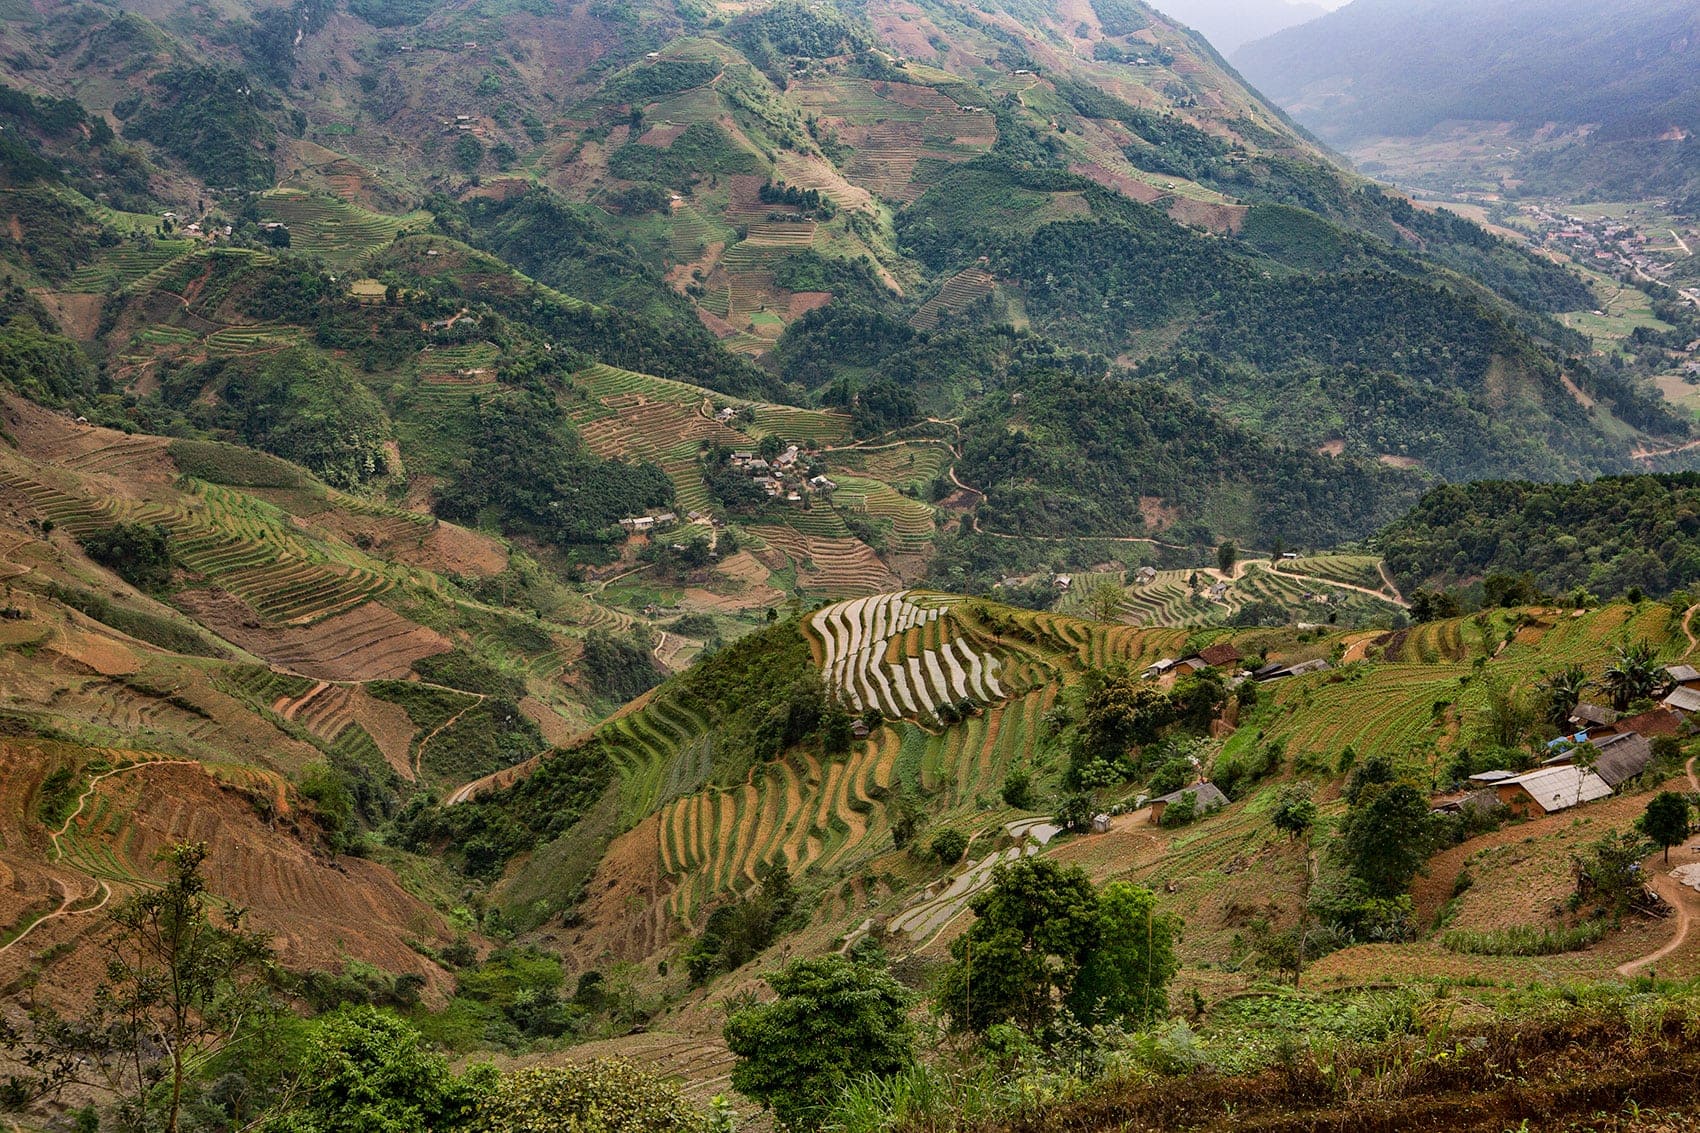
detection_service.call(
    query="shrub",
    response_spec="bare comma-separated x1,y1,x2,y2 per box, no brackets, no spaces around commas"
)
78,523,173,592
1001,767,1033,809
472,1062,709,1132
929,828,969,865
1440,921,1606,956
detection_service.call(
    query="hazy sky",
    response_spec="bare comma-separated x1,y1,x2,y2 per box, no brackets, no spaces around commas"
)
1143,0,1353,56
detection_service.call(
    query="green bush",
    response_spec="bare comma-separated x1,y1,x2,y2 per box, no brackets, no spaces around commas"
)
471,1061,709,1133
167,439,306,488
78,523,173,592
1440,921,1606,956
929,828,969,865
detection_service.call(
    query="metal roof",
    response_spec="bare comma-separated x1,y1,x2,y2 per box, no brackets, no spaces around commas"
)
1499,765,1613,812
1663,686,1700,713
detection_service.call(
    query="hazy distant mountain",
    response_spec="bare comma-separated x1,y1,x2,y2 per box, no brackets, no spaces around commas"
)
1143,0,1329,56
1232,0,1700,200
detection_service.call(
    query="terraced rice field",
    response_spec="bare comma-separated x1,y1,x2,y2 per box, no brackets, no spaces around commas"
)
1118,565,1404,629
668,203,730,262
828,476,935,548
1281,554,1390,594
823,441,951,491
845,121,927,200
257,190,428,267
1121,570,1224,627
60,437,172,480
750,525,898,595
63,241,195,293
914,685,1056,806
744,402,851,445
0,472,394,625
809,592,1010,721
1051,570,1128,616
568,363,850,446
909,267,996,330
598,689,713,828
1015,609,1190,671
205,325,306,356
419,341,500,377
785,79,993,202
577,397,746,515
1258,604,1682,764
656,725,895,925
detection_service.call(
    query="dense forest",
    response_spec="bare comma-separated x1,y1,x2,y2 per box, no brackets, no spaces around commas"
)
959,369,1422,546
1378,474,1700,601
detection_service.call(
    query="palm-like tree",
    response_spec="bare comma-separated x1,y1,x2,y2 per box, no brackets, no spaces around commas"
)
1600,640,1660,712
1536,664,1589,730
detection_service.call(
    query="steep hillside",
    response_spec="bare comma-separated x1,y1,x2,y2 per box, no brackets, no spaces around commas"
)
1233,0,1700,202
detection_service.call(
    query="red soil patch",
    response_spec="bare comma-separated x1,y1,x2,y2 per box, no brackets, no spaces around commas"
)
553,811,674,965
694,304,740,338
173,591,450,681
1069,161,1164,203
347,688,419,779
786,291,833,318
1138,495,1179,533
32,291,106,341
518,696,579,747
3,394,146,469
48,623,141,676
21,761,456,999
1167,197,1247,234
638,123,687,146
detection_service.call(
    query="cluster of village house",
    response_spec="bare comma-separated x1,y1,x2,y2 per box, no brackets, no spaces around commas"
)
159,211,234,240
724,444,835,504
616,443,837,534
1454,663,1700,820
1531,206,1681,285
1126,650,1700,829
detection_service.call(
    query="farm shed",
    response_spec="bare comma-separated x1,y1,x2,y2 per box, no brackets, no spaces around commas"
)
1148,782,1229,824
1495,765,1612,818
1663,664,1700,686
1253,658,1332,682
1569,703,1618,728
1613,708,1683,738
1195,643,1242,668
1662,686,1700,715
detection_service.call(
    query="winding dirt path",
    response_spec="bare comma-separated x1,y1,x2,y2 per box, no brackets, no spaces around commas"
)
1616,756,1700,977
1683,603,1700,654
0,877,110,957
413,692,486,779
0,759,196,956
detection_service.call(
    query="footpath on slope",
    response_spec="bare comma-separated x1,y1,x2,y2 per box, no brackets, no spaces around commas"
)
0,759,196,956
1616,755,1700,977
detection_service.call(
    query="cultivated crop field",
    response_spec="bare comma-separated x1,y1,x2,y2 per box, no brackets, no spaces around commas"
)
808,592,1010,721
257,190,431,267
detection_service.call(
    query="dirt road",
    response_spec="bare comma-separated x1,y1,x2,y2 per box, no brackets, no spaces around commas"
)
1616,756,1700,977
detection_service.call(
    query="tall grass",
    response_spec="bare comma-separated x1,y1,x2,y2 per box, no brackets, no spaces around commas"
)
1439,921,1606,956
